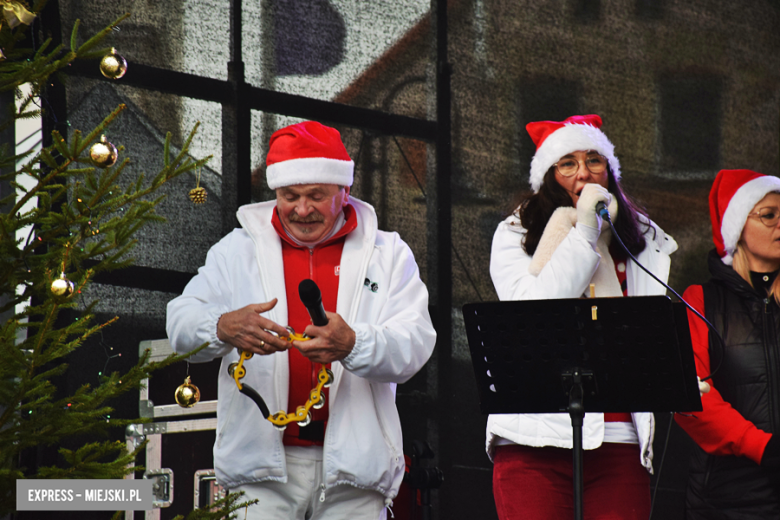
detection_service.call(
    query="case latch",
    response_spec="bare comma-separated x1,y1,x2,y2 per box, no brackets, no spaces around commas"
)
144,468,174,508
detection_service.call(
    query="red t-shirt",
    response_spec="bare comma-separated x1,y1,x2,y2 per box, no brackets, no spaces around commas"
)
271,205,358,446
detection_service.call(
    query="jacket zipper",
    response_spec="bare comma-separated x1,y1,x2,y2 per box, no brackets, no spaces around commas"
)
703,453,714,488
309,247,318,388
309,244,328,496
764,298,779,432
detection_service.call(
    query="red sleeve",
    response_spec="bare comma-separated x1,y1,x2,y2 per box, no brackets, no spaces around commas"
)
674,285,772,464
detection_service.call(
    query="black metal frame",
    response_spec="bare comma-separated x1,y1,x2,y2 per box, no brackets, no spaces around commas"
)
65,61,437,141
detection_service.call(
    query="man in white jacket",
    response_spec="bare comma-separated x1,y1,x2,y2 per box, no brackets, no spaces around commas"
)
166,121,436,520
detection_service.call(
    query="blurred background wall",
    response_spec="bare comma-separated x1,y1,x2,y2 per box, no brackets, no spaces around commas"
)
25,1,780,518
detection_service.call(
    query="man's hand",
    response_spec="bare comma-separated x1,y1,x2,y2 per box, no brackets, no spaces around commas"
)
217,299,290,355
293,311,356,364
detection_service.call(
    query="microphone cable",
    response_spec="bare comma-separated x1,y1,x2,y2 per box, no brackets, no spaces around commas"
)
596,202,724,520
596,202,724,382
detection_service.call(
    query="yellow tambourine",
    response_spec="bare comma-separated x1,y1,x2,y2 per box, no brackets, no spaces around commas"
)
227,328,333,430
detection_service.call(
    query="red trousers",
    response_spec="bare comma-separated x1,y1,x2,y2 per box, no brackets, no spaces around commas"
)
493,443,651,520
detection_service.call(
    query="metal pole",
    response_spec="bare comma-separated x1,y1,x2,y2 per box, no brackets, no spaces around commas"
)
433,0,452,517
569,369,585,520
223,0,252,233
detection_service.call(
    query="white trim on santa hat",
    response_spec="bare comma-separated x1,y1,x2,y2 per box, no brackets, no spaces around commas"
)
266,156,354,190
719,175,780,265
529,123,621,193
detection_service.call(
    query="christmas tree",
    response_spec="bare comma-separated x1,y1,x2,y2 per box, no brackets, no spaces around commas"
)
0,5,252,518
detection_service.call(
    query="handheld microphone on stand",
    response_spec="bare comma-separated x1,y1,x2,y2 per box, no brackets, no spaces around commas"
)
298,279,329,326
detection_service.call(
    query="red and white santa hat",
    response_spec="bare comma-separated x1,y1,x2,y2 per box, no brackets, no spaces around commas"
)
710,169,780,265
266,121,354,189
526,114,621,193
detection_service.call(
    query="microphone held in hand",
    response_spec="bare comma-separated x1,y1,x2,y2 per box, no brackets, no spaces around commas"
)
298,279,329,326
596,201,611,222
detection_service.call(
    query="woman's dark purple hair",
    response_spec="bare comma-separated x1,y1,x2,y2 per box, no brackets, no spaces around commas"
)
517,165,650,256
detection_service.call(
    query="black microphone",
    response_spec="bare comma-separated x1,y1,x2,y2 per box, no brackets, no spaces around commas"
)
595,201,611,222
298,279,329,326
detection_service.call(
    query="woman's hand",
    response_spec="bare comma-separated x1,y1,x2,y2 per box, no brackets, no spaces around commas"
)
576,183,612,230
575,184,612,248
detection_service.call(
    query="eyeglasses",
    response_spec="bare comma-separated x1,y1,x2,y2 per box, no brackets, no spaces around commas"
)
554,153,608,177
748,207,780,228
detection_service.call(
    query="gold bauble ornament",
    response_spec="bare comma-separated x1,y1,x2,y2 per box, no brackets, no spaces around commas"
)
90,135,118,168
175,376,201,408
99,48,127,80
50,273,75,298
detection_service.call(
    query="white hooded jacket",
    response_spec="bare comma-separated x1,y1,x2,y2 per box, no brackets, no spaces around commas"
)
486,205,678,472
166,198,436,498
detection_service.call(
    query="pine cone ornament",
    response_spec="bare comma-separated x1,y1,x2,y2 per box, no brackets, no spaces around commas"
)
189,186,207,204
189,167,207,204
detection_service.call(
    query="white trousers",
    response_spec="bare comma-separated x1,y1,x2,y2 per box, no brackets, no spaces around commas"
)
231,447,387,520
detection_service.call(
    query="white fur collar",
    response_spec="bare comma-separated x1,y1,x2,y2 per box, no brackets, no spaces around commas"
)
528,198,623,298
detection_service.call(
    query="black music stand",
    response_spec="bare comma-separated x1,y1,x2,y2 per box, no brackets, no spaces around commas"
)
462,296,702,520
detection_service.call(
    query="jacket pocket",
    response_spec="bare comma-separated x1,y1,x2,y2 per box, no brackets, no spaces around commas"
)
370,383,399,462
216,385,241,449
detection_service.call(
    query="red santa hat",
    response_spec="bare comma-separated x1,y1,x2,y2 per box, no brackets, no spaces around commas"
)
526,114,621,193
266,121,354,189
710,169,780,265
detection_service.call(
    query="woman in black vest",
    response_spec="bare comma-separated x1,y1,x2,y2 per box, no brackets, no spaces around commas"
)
676,169,780,519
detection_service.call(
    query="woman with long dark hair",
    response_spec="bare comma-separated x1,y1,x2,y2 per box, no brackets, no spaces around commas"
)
675,169,780,519
488,114,678,519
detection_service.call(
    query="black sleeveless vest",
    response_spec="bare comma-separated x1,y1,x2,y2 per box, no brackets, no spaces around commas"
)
684,250,780,519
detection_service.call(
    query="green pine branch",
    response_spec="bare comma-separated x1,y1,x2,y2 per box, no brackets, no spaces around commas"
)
0,9,235,518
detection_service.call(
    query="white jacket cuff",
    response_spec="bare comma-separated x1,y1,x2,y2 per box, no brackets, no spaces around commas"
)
342,326,368,370
209,307,231,350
